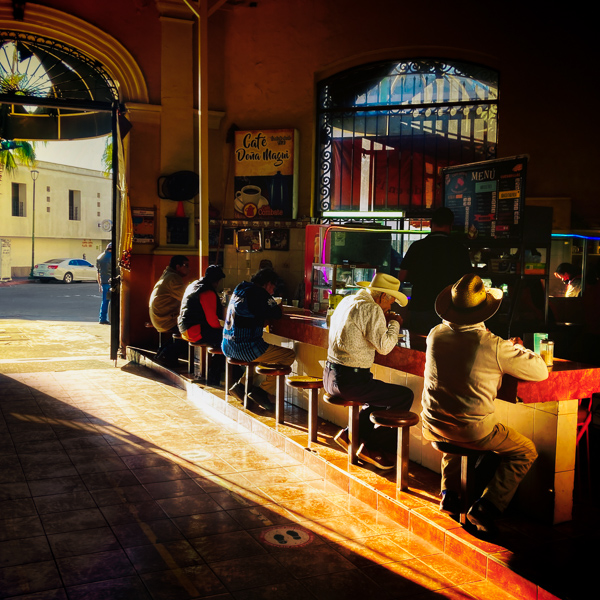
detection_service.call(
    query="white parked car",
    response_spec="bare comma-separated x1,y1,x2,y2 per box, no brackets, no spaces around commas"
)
33,258,97,284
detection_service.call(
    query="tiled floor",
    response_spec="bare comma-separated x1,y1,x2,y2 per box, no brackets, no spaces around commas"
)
0,364,529,600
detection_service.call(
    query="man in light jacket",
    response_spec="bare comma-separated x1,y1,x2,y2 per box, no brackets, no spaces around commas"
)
421,273,549,534
324,273,414,470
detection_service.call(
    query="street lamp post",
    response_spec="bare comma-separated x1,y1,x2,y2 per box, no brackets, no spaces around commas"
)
29,169,39,279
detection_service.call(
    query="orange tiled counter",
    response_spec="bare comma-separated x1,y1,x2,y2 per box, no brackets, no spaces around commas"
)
269,312,599,524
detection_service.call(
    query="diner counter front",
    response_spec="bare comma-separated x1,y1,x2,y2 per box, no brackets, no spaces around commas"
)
267,311,600,524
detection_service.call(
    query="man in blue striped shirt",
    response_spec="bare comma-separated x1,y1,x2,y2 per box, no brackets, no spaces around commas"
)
222,268,295,408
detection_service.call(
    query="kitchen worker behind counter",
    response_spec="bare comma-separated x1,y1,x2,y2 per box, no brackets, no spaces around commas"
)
324,273,415,470
421,273,549,536
399,207,473,334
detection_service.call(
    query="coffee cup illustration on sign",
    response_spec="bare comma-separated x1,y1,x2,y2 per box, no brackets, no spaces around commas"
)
235,185,269,218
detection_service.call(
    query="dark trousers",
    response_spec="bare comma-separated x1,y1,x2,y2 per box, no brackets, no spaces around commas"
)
323,362,414,454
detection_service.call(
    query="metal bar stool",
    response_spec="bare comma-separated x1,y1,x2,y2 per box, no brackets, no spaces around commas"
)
188,342,208,377
255,365,292,423
145,322,162,349
431,441,485,524
323,393,363,465
225,357,254,408
370,410,420,494
285,376,323,443
206,346,224,387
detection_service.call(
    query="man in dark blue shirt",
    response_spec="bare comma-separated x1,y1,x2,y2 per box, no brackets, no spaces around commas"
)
96,242,112,324
399,207,472,334
222,268,295,407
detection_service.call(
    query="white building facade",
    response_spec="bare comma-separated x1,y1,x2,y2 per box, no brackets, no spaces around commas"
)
0,161,112,278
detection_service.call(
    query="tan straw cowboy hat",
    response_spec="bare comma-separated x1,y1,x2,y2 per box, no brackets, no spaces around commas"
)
435,273,502,325
357,273,408,307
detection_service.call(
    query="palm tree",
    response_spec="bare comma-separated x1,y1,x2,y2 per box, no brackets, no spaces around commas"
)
0,139,36,177
102,136,112,177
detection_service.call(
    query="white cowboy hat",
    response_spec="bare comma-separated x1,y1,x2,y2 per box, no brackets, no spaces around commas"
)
357,273,408,307
435,273,502,325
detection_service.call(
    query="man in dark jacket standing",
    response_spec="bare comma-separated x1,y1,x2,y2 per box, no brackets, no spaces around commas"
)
96,242,112,324
178,265,225,385
222,267,295,407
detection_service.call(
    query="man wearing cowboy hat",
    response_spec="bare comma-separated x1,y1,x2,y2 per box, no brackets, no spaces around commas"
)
421,273,548,534
324,273,414,470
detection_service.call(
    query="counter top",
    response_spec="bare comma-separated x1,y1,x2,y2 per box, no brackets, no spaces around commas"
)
269,312,600,404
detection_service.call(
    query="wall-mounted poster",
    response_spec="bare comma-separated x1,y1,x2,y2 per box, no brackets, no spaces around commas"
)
234,129,298,220
132,208,156,244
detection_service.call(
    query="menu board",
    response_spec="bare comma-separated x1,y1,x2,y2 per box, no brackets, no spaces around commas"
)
443,155,528,241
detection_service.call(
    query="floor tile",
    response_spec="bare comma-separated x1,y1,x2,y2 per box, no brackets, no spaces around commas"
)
56,548,135,586
33,490,97,515
172,511,243,538
111,518,185,548
40,507,108,535
0,560,63,598
47,526,120,558
125,539,205,574
0,515,44,541
27,475,88,497
90,484,155,506
140,565,227,599
190,530,268,563
271,544,355,579
65,575,151,600
156,494,224,518
209,553,291,591
143,478,205,499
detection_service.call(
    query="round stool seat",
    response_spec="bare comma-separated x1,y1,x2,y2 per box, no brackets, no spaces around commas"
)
189,341,209,347
323,393,363,407
172,333,184,340
431,441,484,458
256,364,292,377
207,347,223,355
226,357,253,366
370,410,419,428
285,375,323,389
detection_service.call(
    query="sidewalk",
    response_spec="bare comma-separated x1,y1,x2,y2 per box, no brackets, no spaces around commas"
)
0,319,517,600
0,318,597,599
0,277,31,287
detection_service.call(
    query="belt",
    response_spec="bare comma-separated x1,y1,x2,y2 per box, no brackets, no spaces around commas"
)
326,361,369,374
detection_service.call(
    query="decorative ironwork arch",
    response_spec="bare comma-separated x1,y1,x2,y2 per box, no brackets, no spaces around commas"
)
316,58,499,216
0,29,119,140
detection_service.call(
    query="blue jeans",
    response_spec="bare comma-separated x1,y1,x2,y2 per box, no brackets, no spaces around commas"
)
99,283,110,322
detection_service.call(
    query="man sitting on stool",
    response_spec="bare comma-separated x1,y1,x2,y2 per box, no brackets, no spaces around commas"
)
222,267,295,408
421,273,548,534
323,273,414,470
178,265,226,386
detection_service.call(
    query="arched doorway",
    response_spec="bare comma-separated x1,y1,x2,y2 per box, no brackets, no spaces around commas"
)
0,29,123,358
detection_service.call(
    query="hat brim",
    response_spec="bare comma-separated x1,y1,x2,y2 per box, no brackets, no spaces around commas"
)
435,284,502,325
357,281,408,307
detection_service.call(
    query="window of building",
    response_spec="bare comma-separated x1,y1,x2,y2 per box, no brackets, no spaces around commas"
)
47,207,51,212
315,59,498,215
11,182,26,217
69,189,81,221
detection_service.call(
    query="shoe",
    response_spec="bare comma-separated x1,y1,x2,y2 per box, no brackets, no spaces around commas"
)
466,498,501,535
439,490,461,516
99,320,110,325
247,387,274,410
334,428,349,451
228,383,246,402
357,443,395,470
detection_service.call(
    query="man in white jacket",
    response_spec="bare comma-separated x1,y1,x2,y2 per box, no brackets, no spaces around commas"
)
324,273,414,470
421,274,549,534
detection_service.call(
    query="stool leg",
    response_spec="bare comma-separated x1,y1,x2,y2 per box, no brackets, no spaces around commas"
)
308,388,318,443
243,365,254,409
225,360,232,395
276,375,285,424
203,348,209,384
397,425,411,494
188,344,194,375
460,455,469,525
348,404,360,465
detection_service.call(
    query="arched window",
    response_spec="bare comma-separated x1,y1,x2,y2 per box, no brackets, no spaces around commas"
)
316,59,498,215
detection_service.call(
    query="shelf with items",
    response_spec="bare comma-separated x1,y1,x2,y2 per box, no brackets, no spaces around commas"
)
310,263,376,313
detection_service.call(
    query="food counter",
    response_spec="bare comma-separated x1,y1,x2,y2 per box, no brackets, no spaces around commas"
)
269,311,599,524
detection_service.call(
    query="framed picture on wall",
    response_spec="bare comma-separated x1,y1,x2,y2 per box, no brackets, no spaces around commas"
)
264,228,289,251
235,228,262,252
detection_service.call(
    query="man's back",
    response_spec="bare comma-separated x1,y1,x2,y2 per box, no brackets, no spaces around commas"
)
401,233,472,311
149,267,186,332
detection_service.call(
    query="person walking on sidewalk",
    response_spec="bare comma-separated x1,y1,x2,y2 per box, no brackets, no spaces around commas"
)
96,242,112,324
